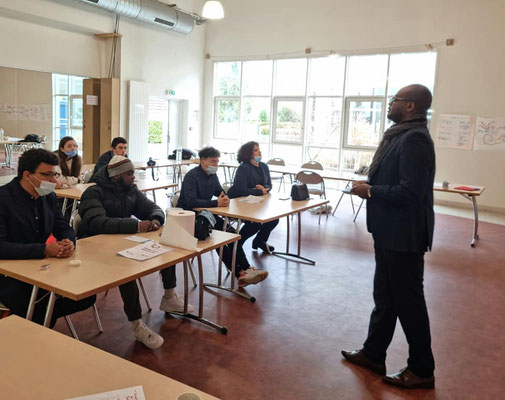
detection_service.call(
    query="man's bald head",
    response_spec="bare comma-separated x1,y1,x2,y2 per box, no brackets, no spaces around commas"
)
388,84,432,123
401,84,432,115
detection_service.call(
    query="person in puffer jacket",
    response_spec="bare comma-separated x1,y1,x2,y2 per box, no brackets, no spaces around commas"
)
78,155,193,349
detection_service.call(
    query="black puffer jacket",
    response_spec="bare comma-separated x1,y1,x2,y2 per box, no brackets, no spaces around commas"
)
77,166,165,238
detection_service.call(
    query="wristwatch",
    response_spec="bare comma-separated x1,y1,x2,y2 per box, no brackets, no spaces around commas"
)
367,187,372,198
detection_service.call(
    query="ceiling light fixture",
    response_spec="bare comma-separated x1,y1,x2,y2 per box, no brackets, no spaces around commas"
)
202,1,224,19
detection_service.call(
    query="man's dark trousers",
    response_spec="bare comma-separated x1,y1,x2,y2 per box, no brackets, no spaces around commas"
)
362,246,435,378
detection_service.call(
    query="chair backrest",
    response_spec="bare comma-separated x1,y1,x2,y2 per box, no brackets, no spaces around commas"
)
72,211,81,233
171,190,180,208
295,170,323,185
301,161,323,170
267,158,285,166
82,170,93,184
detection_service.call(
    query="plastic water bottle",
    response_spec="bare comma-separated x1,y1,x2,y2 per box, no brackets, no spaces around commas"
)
176,147,182,162
0,128,4,141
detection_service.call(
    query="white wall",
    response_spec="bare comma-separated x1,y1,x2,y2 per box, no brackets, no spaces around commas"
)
0,0,206,155
203,0,505,210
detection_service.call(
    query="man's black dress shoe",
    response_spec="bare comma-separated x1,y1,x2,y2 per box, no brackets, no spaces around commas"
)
383,367,435,389
252,241,275,253
341,349,386,375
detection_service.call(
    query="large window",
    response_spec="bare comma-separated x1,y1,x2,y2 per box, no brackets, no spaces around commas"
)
212,51,437,171
52,74,84,150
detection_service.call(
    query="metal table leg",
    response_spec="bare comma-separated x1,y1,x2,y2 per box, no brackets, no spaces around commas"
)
43,292,56,327
25,286,39,321
272,212,316,265
165,260,228,334
204,218,255,302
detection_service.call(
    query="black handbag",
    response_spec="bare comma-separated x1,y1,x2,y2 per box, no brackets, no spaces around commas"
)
194,210,216,240
291,183,309,200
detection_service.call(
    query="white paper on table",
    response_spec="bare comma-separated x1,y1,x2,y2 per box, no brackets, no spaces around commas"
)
65,385,145,400
240,195,265,204
117,240,172,261
125,235,151,243
159,223,200,252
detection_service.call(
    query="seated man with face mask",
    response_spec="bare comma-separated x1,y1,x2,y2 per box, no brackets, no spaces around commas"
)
0,149,96,327
177,147,268,287
77,155,193,349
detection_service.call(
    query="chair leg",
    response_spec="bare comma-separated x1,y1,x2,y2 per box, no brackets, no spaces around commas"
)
92,304,104,333
349,195,356,214
137,278,152,312
64,316,79,340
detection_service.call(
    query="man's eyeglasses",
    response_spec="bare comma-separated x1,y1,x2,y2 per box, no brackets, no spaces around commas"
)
390,96,414,103
36,171,60,178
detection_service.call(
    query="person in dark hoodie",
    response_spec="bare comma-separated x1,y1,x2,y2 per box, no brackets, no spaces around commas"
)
78,155,192,349
227,141,279,254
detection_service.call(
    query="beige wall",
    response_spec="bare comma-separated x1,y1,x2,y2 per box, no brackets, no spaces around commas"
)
0,67,52,142
0,0,206,158
203,0,505,210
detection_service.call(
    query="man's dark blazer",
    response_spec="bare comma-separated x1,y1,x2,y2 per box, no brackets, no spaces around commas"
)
0,178,75,296
367,125,435,253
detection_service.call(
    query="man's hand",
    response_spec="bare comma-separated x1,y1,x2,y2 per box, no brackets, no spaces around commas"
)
55,181,63,189
57,239,75,258
44,239,74,258
351,183,371,199
217,191,229,207
138,220,152,233
150,219,161,231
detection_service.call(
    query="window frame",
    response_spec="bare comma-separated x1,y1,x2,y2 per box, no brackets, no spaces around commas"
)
272,96,306,145
342,96,387,151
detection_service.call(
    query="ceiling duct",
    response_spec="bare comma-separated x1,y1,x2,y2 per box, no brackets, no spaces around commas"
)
74,0,196,34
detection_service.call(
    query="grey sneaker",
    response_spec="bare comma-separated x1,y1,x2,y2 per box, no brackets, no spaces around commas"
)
159,293,194,313
133,321,164,349
238,267,268,287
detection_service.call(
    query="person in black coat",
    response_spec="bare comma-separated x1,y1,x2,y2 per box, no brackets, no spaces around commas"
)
342,84,436,389
0,149,95,327
91,137,128,178
177,147,268,287
228,141,279,253
78,155,192,349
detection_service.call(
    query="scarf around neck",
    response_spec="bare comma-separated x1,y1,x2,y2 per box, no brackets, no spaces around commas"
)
367,118,427,179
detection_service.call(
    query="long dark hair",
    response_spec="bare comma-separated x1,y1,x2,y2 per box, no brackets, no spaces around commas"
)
237,141,259,164
57,136,82,177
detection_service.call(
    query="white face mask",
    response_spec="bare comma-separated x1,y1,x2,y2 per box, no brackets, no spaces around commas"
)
207,165,218,175
30,174,56,196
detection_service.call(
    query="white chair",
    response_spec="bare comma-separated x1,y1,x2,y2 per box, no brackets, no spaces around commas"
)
301,160,324,171
267,158,290,192
81,169,93,184
295,170,327,224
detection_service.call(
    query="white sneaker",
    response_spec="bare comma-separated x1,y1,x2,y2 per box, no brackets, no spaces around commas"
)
133,321,164,349
238,267,268,287
159,293,194,313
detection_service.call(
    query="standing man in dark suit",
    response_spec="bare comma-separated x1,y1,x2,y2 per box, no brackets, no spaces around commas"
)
342,84,436,389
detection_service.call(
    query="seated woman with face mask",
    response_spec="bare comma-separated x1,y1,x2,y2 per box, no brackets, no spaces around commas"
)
54,136,82,189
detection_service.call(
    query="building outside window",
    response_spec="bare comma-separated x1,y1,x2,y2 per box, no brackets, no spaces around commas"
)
52,74,84,150
212,51,437,171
